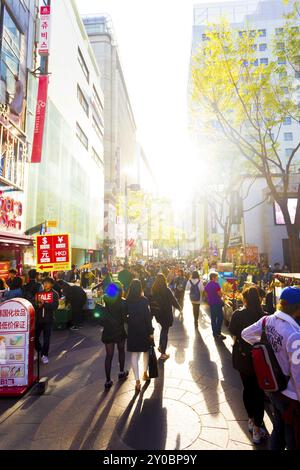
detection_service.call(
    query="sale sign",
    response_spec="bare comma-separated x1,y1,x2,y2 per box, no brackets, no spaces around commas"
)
37,292,53,303
38,6,51,55
36,234,71,272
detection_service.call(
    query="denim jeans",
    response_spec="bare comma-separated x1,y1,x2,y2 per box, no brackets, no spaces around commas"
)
210,303,223,336
269,392,297,450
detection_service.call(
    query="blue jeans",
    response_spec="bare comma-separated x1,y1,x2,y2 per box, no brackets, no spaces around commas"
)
269,392,297,450
210,303,223,336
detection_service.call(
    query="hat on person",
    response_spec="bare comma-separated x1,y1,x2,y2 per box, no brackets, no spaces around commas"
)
280,286,300,304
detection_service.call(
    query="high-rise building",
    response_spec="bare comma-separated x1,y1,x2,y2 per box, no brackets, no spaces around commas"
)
0,0,38,274
26,0,105,266
189,0,300,266
83,15,137,259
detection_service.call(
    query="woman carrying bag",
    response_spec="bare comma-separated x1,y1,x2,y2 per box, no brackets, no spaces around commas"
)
126,279,154,393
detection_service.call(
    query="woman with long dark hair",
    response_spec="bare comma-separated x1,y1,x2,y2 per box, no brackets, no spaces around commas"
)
151,273,182,361
99,281,128,389
229,285,266,445
126,279,154,392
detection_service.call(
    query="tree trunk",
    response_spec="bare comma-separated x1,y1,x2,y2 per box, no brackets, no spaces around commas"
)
285,223,300,272
221,222,231,262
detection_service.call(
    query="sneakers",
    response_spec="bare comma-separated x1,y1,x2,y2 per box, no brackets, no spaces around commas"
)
214,334,226,340
70,325,79,331
41,355,49,365
159,353,170,361
104,380,113,390
252,427,267,445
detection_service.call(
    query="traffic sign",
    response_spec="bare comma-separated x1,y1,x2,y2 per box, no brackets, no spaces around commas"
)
36,233,71,272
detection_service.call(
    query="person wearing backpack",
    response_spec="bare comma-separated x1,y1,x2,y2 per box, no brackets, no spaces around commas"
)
186,271,204,328
229,286,266,445
174,270,187,310
242,286,300,450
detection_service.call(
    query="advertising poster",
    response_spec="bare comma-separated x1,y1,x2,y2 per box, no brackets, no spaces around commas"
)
36,233,71,272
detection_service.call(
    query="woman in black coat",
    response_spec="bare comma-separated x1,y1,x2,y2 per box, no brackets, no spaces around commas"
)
98,281,128,389
150,273,182,361
126,279,154,392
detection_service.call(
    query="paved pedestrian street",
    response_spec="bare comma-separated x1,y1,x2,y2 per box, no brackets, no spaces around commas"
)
0,299,273,450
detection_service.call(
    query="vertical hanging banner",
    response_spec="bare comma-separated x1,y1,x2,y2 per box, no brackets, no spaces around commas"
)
38,5,51,56
31,75,49,164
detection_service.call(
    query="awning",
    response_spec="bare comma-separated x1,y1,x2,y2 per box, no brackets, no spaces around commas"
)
274,272,300,282
0,232,33,246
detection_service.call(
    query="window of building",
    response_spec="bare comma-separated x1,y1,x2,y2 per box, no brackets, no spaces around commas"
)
92,147,104,167
249,30,256,37
0,9,21,101
258,29,266,37
284,117,292,125
259,43,267,51
285,148,294,157
278,57,286,65
77,85,89,116
253,59,259,66
260,58,268,65
284,132,293,141
78,48,89,83
92,115,103,140
76,122,88,149
252,44,257,51
202,33,209,41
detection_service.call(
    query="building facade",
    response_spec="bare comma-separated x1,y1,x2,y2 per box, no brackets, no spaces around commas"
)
83,15,137,259
26,0,105,267
0,0,38,275
190,0,300,266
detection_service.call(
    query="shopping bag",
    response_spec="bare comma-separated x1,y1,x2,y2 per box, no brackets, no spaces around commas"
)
148,345,159,378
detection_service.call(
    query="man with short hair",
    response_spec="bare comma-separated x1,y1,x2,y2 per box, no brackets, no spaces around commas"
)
35,277,59,364
204,272,226,340
6,269,17,289
22,269,43,305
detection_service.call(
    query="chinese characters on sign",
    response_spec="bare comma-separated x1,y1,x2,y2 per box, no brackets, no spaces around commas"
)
0,301,29,388
36,234,71,272
38,6,51,56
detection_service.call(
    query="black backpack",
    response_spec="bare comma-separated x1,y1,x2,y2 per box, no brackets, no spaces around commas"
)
190,281,201,302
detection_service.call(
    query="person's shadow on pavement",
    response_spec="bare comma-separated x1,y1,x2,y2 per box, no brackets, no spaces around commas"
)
110,363,167,450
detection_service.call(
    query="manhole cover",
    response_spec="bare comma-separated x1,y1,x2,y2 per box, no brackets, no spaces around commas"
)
116,395,200,450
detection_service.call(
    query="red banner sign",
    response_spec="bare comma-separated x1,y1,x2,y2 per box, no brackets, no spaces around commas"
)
36,234,71,272
37,292,53,303
31,76,48,164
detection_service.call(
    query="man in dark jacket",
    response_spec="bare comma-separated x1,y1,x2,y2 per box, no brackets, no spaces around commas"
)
35,277,59,364
58,280,87,331
118,264,133,295
22,269,43,306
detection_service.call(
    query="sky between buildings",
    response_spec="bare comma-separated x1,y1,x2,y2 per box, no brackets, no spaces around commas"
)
76,0,258,204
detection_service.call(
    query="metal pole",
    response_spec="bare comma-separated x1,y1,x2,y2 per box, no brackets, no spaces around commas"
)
125,177,128,263
40,0,51,75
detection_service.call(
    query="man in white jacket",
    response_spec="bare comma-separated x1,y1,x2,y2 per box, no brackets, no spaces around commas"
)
242,286,300,450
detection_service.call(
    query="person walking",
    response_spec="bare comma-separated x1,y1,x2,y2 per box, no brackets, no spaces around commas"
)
151,273,182,361
126,279,154,393
35,277,59,364
98,281,128,389
118,264,133,296
242,286,300,450
173,269,187,310
229,286,266,445
204,271,226,340
186,271,204,328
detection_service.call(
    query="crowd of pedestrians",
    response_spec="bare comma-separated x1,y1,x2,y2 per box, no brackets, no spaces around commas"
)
0,258,300,450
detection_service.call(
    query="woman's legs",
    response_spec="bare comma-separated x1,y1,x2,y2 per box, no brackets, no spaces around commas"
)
131,352,141,381
159,325,169,354
117,339,126,373
239,372,264,426
104,343,115,382
143,351,149,375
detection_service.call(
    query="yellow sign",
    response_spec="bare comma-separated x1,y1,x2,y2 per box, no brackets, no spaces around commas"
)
47,220,57,228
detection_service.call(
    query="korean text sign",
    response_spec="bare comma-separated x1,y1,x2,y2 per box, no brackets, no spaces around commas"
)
36,234,71,273
38,6,51,55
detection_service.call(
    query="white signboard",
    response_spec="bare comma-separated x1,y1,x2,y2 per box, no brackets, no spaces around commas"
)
38,6,51,55
0,300,30,388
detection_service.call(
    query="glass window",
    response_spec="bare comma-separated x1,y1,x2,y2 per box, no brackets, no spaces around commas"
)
253,59,259,66
284,117,292,125
0,9,21,97
259,43,267,51
78,48,89,83
260,58,268,65
76,122,88,149
285,148,294,157
92,115,103,140
258,29,266,37
92,85,104,118
278,57,286,65
284,132,293,141
92,147,104,167
77,85,89,116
